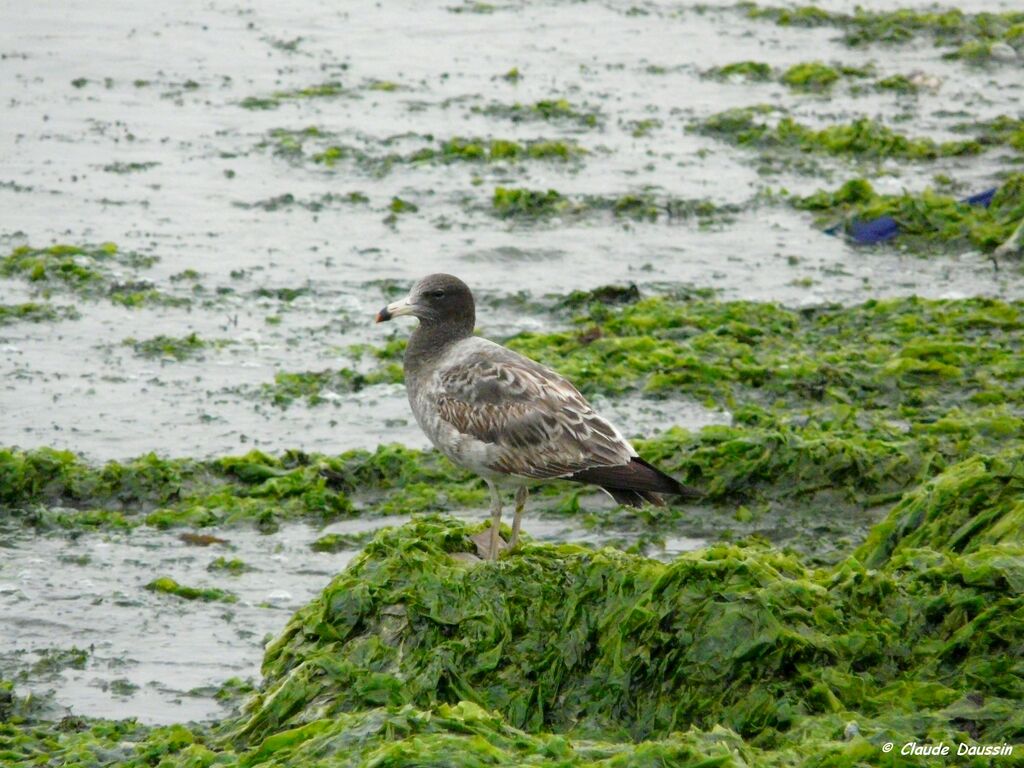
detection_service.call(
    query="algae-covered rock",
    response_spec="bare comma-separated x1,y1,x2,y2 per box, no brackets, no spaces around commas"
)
856,450,1024,568
234,516,1024,757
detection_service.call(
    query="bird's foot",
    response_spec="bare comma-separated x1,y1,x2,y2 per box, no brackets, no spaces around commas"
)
470,527,508,560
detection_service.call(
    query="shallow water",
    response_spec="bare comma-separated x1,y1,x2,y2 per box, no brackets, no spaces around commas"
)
2,0,1023,725
0,521,342,723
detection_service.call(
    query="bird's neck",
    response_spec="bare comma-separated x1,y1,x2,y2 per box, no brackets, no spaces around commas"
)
405,319,473,377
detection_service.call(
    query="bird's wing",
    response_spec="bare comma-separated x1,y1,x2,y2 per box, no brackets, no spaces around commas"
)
433,341,635,479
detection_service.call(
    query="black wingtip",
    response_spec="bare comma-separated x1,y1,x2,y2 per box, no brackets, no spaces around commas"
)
571,456,703,506
630,456,704,501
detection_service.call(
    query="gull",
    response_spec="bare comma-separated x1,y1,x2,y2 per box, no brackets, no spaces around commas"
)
376,273,700,559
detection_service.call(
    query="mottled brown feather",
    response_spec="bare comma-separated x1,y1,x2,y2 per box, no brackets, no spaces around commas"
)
433,349,634,480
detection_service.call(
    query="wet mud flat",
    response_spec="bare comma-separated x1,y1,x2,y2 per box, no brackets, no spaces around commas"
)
2,0,1024,765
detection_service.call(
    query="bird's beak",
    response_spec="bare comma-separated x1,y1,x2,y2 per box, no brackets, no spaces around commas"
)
375,295,415,323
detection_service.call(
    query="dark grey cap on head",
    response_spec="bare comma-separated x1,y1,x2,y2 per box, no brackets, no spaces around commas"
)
376,273,475,331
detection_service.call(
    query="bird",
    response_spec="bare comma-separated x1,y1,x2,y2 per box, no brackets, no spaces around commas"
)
375,273,701,560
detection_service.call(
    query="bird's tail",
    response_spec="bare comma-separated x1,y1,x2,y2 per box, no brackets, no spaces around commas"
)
569,456,703,509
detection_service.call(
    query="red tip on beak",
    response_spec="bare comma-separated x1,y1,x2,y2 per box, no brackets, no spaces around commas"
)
375,307,391,323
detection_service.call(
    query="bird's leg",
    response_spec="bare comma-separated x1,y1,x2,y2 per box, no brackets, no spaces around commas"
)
510,486,527,550
487,481,503,561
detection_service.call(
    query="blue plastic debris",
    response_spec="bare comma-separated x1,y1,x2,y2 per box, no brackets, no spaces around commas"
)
827,186,997,244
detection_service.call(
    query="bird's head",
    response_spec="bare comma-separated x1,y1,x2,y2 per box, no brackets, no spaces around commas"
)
375,273,475,330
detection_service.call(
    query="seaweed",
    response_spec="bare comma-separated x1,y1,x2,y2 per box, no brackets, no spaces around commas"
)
0,444,477,530
491,187,567,217
27,647,89,679
856,450,1024,567
961,115,1024,152
0,243,186,308
409,137,584,163
692,108,983,161
472,99,600,128
742,3,1024,54
503,294,1024,418
706,60,773,81
875,74,920,93
102,162,159,174
706,60,885,93
230,514,1024,760
145,577,237,603
780,61,841,90
234,192,369,212
310,531,375,552
258,366,403,406
208,557,253,574
266,130,585,173
388,197,418,215
123,332,211,361
0,302,79,325
239,81,346,110
491,187,738,223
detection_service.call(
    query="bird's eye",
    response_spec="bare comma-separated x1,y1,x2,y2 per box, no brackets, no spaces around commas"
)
429,289,445,299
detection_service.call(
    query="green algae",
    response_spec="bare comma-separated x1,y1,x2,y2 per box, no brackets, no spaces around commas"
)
230,515,1024,761
0,444,478,531
234,192,370,212
0,695,748,767
472,98,600,128
365,79,402,92
626,117,661,137
252,286,309,302
264,129,584,174
741,3,1024,53
875,74,920,93
491,187,737,223
491,187,566,217
28,647,89,678
795,174,1024,253
693,108,982,162
961,115,1024,153
408,137,584,163
259,366,402,406
2,242,129,287
1,243,186,308
856,450,1024,568
316,137,585,167
780,61,842,90
102,161,159,174
706,60,773,81
388,197,418,215
310,531,375,553
123,332,212,361
214,677,256,705
208,557,253,574
706,60,878,92
146,576,237,603
502,294,1024,416
0,302,79,325
240,81,346,110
